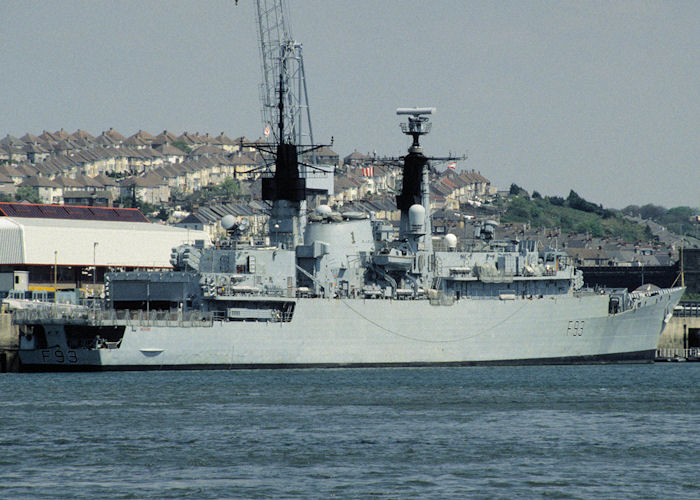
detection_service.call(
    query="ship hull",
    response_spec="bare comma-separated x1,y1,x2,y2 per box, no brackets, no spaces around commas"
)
18,288,684,371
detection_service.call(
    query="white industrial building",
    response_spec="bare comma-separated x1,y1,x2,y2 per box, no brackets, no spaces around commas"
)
0,204,210,289
0,217,209,268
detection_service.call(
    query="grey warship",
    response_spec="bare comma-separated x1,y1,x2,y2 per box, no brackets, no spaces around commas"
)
15,108,684,370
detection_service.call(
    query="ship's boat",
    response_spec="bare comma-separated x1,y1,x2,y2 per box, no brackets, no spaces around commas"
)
12,109,684,370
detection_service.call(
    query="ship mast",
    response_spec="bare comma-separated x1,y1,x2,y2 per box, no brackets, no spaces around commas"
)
255,0,314,148
396,108,435,253
254,0,333,248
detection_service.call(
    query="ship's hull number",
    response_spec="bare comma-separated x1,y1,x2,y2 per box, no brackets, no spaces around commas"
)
567,320,584,336
41,349,78,363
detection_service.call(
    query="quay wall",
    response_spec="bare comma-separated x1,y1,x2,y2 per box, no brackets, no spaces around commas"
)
0,312,19,372
658,316,700,349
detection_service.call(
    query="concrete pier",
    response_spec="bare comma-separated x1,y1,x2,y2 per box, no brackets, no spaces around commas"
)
656,301,700,361
0,312,20,372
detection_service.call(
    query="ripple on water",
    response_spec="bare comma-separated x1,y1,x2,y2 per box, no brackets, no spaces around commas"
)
1,365,699,498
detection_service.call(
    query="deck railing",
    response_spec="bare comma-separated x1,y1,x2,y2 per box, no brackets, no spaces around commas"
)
12,308,215,328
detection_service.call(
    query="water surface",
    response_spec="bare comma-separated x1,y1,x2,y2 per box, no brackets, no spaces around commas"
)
1,365,698,498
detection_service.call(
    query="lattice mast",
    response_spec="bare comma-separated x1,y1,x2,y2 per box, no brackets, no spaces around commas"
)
255,0,314,149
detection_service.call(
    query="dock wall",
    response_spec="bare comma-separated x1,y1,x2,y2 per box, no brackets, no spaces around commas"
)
658,316,700,349
0,312,20,372
656,302,700,361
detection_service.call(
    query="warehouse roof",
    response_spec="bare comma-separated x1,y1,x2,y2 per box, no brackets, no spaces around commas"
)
0,202,148,222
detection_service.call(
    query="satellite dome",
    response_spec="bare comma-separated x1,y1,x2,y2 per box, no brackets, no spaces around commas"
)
634,284,661,292
221,214,236,230
316,205,332,217
408,204,425,233
444,233,458,249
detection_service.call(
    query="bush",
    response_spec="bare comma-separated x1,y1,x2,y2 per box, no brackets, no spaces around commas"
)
15,186,41,204
547,196,565,206
639,203,666,220
509,183,529,197
622,205,641,217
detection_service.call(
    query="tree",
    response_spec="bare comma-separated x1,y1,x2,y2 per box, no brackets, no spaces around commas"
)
156,207,170,221
117,195,136,208
509,183,529,197
621,205,641,217
171,140,192,154
15,186,41,204
532,191,541,199
565,190,614,217
219,177,240,199
566,190,599,214
547,196,565,206
639,203,666,220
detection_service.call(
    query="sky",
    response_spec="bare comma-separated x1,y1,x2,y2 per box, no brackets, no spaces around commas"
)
1,0,698,209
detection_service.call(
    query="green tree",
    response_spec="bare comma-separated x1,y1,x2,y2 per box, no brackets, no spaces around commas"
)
566,190,598,214
15,186,41,203
218,177,240,199
509,183,528,197
547,196,565,206
156,207,170,221
639,203,666,220
170,140,192,154
117,195,136,208
621,205,641,217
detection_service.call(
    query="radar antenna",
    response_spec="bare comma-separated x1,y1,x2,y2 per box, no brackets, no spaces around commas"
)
397,107,435,153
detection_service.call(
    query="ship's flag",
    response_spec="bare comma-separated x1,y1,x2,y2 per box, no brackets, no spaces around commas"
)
264,125,270,137
362,166,374,177
447,161,457,170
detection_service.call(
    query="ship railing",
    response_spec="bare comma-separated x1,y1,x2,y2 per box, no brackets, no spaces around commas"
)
12,308,214,328
655,347,700,362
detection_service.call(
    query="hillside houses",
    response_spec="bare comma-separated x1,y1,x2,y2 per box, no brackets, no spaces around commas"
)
329,163,492,214
303,146,339,166
1,128,496,226
0,128,275,206
175,201,269,241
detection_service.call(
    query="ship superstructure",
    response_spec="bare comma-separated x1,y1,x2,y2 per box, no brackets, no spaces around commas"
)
12,109,684,370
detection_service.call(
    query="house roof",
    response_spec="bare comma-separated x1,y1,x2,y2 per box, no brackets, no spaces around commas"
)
191,145,227,156
156,143,187,156
62,190,113,200
52,176,83,188
120,173,165,188
153,130,179,145
74,174,104,188
71,129,95,141
20,133,41,144
19,177,60,188
102,128,126,141
137,129,156,141
565,248,610,261
0,135,24,148
92,174,119,187
343,150,371,162
314,146,338,157
215,133,234,145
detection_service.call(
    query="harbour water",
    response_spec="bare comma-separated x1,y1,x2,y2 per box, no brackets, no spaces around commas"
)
1,365,699,499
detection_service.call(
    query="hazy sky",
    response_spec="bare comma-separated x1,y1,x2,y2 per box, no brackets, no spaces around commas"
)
2,1,698,208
